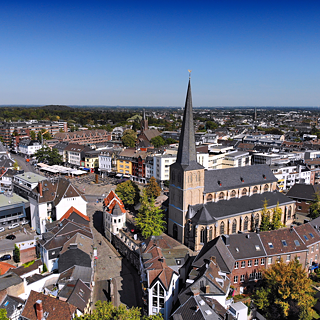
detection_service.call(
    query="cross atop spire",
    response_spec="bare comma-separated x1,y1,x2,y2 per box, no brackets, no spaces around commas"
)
175,78,203,170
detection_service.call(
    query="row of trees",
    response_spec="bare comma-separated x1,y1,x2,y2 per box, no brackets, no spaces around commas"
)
260,200,284,231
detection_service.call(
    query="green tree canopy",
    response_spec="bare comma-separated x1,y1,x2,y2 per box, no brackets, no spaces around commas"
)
0,309,9,320
35,146,62,165
115,180,140,207
135,190,166,239
309,192,320,219
122,129,137,148
259,199,271,231
30,130,36,140
271,202,285,230
150,136,166,148
253,258,316,320
145,177,161,199
13,244,20,263
206,120,219,130
75,300,162,320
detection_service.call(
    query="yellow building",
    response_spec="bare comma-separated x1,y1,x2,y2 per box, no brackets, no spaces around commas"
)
116,149,135,176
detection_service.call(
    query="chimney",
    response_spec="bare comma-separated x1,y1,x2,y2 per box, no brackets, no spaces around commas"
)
256,228,260,234
192,289,200,296
205,285,210,294
38,182,43,197
222,234,230,246
35,300,43,320
210,256,216,264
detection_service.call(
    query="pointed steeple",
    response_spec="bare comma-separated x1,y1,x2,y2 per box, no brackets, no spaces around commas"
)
176,79,203,169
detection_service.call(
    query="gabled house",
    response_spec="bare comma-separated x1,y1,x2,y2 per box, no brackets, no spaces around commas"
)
29,178,87,234
0,294,24,320
20,290,77,320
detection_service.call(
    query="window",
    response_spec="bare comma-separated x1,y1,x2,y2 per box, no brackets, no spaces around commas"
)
234,276,238,283
235,262,239,269
261,257,265,266
298,206,302,210
281,240,287,247
253,186,258,194
232,219,237,234
118,219,121,223
264,184,269,191
248,260,252,267
230,190,236,198
288,207,292,219
207,194,213,202
255,245,261,251
219,192,224,200
244,216,249,231
209,227,213,241
220,221,225,235
297,256,300,261
242,188,248,196
303,235,309,241
240,275,245,282
241,261,245,268
114,219,116,223
200,228,206,244
294,240,300,247
286,254,290,262
268,257,272,264
254,259,258,266
268,242,274,249
312,246,314,253
255,213,259,228
310,233,315,239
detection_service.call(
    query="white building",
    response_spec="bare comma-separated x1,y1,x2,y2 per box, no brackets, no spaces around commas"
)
18,139,42,156
98,151,112,177
29,178,87,234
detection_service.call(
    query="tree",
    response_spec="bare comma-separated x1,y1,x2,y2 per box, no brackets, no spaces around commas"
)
145,177,161,199
30,130,36,140
165,137,177,144
260,199,271,231
253,258,316,320
271,202,285,230
0,309,9,320
75,300,163,320
121,129,137,148
135,190,166,239
115,180,140,207
34,146,62,165
13,160,19,171
42,263,48,273
150,136,166,148
13,244,20,263
309,192,320,219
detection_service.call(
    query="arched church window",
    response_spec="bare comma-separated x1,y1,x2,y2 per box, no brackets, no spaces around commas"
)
244,216,249,231
242,188,248,196
200,227,206,243
209,227,213,241
288,206,292,219
194,173,197,182
220,221,225,235
219,192,224,200
253,186,258,194
255,213,259,228
207,194,213,202
264,184,269,192
232,219,237,234
173,224,178,240
230,190,236,198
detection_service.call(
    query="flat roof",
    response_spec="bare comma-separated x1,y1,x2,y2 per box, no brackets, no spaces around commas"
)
15,172,46,184
0,193,28,207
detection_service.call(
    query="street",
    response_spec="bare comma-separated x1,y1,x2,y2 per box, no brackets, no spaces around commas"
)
87,202,143,309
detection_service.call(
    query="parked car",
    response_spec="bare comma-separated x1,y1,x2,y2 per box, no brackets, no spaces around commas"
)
0,254,11,261
0,227,4,233
21,220,29,226
8,223,19,229
6,235,16,240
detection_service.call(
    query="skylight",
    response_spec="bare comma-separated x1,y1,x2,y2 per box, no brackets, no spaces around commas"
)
303,235,309,241
281,240,287,247
255,245,261,251
268,242,274,249
235,247,239,252
309,233,315,239
294,240,300,246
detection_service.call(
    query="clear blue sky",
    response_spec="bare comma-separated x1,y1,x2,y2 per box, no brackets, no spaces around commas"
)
1,1,320,106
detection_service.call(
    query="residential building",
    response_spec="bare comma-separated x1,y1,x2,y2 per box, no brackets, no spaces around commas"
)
0,295,24,320
18,140,42,156
84,150,100,171
52,142,69,163
64,144,91,167
222,151,251,168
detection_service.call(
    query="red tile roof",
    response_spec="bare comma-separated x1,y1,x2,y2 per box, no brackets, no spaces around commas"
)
103,190,126,215
0,262,15,275
60,206,89,222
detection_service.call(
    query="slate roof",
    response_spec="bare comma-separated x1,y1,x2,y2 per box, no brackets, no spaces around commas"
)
59,233,93,256
11,259,42,277
286,184,320,201
175,79,204,171
192,236,235,273
60,206,90,225
226,233,267,260
204,164,277,194
0,272,23,291
21,290,77,320
58,265,92,285
64,279,91,313
188,191,294,223
141,129,161,142
0,295,24,319
30,178,86,205
259,227,308,256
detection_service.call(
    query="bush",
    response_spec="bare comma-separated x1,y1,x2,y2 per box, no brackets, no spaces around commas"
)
42,263,48,273
13,244,20,263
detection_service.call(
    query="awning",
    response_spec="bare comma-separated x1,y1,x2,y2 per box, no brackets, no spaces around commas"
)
123,175,130,178
116,174,122,178
82,168,90,172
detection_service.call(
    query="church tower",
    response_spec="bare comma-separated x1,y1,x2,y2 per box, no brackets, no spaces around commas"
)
168,77,205,244
141,109,149,133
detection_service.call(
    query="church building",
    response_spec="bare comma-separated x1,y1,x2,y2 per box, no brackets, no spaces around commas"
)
168,78,295,251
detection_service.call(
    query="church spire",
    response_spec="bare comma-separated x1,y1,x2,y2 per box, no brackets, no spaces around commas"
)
176,78,201,168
